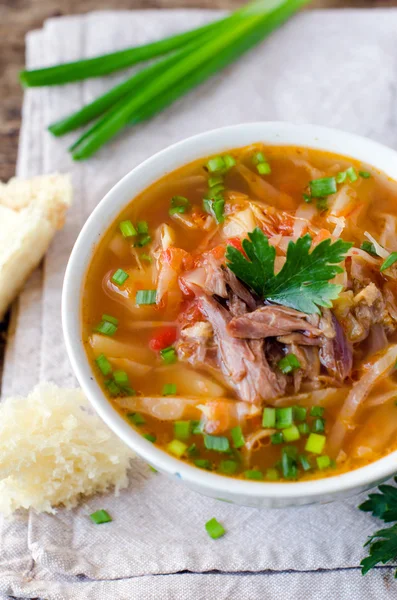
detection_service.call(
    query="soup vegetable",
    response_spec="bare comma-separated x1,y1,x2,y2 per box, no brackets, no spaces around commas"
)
83,144,397,482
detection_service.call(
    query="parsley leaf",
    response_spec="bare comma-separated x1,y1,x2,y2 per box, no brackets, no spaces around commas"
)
225,228,352,314
359,477,397,575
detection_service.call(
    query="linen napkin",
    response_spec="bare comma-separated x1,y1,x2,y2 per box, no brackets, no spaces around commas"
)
2,9,397,599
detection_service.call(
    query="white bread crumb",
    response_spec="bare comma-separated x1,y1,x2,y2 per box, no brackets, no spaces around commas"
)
0,383,134,516
0,174,72,320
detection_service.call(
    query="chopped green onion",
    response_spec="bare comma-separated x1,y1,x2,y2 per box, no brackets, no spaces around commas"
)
136,234,152,247
283,445,298,459
359,170,371,179
275,406,293,429
335,171,347,184
244,469,263,480
140,253,152,262
174,420,191,440
271,432,284,445
203,197,225,224
298,422,310,435
149,465,158,473
169,195,190,216
105,379,120,396
252,151,266,165
90,509,112,524
128,412,146,426
160,346,177,364
95,354,112,376
278,354,301,374
262,407,276,428
312,418,325,433
167,439,188,457
112,268,129,286
219,460,238,475
135,289,157,305
282,425,300,443
209,183,225,196
231,425,245,448
119,220,137,238
223,154,236,169
303,193,312,203
113,370,129,387
95,320,117,336
316,455,331,470
360,241,378,257
192,420,204,435
257,162,271,175
204,435,230,453
309,177,337,198
299,454,312,471
187,443,199,457
316,197,328,212
208,175,223,187
310,406,325,417
137,221,149,234
292,406,307,422
205,517,225,539
102,314,118,326
265,467,280,481
346,166,358,182
195,459,212,470
207,156,225,173
281,447,298,480
143,433,156,443
163,383,177,396
305,433,326,454
380,252,397,272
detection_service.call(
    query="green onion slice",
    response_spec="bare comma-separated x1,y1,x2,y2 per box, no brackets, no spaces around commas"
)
231,425,245,448
380,252,397,272
278,354,301,374
119,220,137,238
160,346,177,364
174,420,191,440
95,320,117,336
112,268,129,286
135,289,157,305
204,435,230,453
205,517,225,539
309,177,337,198
90,509,112,524
244,469,263,480
95,354,112,376
163,383,177,396
305,433,326,454
167,439,187,458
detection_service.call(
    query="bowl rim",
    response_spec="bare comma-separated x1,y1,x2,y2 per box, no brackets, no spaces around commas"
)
62,121,397,500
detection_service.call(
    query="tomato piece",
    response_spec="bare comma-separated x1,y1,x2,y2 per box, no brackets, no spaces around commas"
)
149,326,177,352
226,237,244,253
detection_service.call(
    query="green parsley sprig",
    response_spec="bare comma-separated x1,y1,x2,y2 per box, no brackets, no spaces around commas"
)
225,228,352,314
359,478,397,575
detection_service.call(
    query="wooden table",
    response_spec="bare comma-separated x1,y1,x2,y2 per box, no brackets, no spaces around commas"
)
2,0,397,183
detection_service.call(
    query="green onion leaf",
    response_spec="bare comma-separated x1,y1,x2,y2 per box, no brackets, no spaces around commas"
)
359,170,371,179
204,435,230,453
113,370,130,387
360,241,378,257
105,379,121,396
262,407,276,428
252,151,266,165
282,425,300,443
174,420,191,440
346,166,358,182
316,455,331,470
244,469,263,480
281,447,298,480
160,346,177,364
292,406,307,422
119,220,137,238
163,383,177,396
380,252,397,272
298,422,310,435
231,425,245,448
275,407,293,429
205,517,225,539
270,432,284,445
128,412,146,426
102,314,118,326
335,171,347,184
299,454,312,471
137,221,149,234
192,420,204,435
223,154,236,170
305,433,326,455
219,460,238,475
207,156,225,173
169,195,190,216
187,443,199,457
266,467,280,481
309,177,337,198
208,175,223,188
143,433,156,443
95,320,118,336
167,439,187,457
112,268,129,286
278,354,301,374
90,509,112,524
312,418,325,433
135,289,157,305
257,162,271,175
136,235,152,247
95,354,112,376
195,459,212,470
203,197,225,224
310,406,325,417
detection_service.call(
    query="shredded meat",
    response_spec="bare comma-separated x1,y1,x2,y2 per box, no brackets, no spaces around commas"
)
318,309,353,382
227,305,322,340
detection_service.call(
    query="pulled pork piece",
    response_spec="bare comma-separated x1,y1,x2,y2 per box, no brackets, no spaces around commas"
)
318,309,353,382
198,292,286,403
176,320,215,367
227,305,322,340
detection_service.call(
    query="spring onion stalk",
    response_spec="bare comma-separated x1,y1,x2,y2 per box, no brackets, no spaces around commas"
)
48,27,222,136
71,0,310,160
19,16,233,87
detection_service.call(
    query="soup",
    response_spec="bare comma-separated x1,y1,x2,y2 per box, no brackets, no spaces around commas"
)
82,143,397,482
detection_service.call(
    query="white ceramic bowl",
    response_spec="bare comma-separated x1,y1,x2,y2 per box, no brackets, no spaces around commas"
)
63,122,397,508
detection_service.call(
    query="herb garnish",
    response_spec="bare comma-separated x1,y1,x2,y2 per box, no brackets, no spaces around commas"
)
226,228,352,314
359,477,397,575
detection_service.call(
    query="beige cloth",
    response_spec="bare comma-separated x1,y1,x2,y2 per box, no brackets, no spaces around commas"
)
2,9,397,599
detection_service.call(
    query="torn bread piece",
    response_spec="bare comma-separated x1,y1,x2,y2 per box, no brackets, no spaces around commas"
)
0,383,135,516
0,174,72,320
